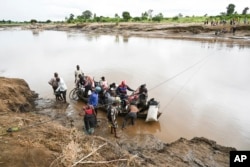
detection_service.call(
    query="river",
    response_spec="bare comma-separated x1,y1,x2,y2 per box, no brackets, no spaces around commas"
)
0,28,250,150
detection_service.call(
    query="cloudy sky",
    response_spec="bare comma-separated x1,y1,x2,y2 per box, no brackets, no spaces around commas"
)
0,0,249,21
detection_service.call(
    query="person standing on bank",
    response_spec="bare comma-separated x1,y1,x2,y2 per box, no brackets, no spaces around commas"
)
75,65,84,83
48,72,63,101
56,77,67,103
79,104,96,135
107,101,120,138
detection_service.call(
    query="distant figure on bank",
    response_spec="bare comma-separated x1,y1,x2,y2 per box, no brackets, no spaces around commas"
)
75,65,84,83
48,72,63,101
56,77,67,103
232,25,237,35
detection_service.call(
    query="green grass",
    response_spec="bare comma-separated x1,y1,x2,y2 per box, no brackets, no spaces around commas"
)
1,14,249,25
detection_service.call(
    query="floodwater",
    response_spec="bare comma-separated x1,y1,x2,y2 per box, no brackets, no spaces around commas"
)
1,28,250,150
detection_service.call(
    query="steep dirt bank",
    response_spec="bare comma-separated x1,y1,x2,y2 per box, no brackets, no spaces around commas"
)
22,22,250,44
0,77,236,166
2,22,250,44
0,77,38,112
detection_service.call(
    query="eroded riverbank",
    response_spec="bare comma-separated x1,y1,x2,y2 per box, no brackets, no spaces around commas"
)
0,77,236,166
21,22,250,44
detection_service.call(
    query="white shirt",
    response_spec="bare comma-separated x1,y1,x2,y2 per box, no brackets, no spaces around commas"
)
56,78,67,92
75,69,83,78
100,80,108,89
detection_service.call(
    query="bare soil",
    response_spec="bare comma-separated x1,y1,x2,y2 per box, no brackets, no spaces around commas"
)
22,22,250,45
0,77,236,167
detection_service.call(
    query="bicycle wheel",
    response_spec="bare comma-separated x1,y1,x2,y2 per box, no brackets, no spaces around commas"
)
69,88,79,101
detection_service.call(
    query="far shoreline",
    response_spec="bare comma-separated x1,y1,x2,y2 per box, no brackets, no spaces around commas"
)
1,22,250,45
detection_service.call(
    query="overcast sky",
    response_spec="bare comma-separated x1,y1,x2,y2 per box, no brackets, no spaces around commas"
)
0,0,249,21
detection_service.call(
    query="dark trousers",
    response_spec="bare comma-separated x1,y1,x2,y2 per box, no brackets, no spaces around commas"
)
122,112,137,129
53,86,62,100
84,115,96,131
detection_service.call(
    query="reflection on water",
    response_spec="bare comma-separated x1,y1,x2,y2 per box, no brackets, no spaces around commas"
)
0,29,250,150
32,30,40,36
66,31,130,44
200,40,250,50
115,35,119,43
122,35,129,43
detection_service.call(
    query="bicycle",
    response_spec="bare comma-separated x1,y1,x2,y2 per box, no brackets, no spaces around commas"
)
69,87,80,101
69,86,88,101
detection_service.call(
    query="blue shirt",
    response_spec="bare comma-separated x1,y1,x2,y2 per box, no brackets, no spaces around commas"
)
88,92,98,107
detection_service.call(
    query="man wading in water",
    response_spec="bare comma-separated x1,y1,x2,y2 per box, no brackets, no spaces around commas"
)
121,102,139,129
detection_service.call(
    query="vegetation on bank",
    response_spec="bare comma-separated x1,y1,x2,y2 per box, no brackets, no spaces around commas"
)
0,3,249,25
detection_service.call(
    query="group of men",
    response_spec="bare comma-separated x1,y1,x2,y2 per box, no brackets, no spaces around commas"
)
49,64,149,138
48,72,67,103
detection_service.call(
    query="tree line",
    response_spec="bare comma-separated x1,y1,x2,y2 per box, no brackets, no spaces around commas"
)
0,4,249,24
65,4,249,23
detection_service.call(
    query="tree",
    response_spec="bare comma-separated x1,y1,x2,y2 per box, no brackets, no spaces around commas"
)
122,11,131,21
152,13,163,22
93,16,101,22
67,13,74,23
76,15,84,22
133,17,141,22
141,12,148,20
220,12,226,16
172,16,179,21
30,19,37,24
147,9,153,20
242,7,249,15
226,4,235,15
115,13,120,18
178,13,183,18
69,13,74,20
82,10,92,20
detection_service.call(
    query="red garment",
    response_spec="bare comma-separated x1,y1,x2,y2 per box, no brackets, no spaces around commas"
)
85,108,94,115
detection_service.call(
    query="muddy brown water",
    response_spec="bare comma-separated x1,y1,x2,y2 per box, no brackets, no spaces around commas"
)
0,28,250,150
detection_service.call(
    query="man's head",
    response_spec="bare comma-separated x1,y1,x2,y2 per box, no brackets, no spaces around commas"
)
121,80,126,86
141,84,146,89
54,72,58,78
76,65,80,70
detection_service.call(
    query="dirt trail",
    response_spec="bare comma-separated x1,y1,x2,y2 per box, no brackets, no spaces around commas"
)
0,77,236,166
